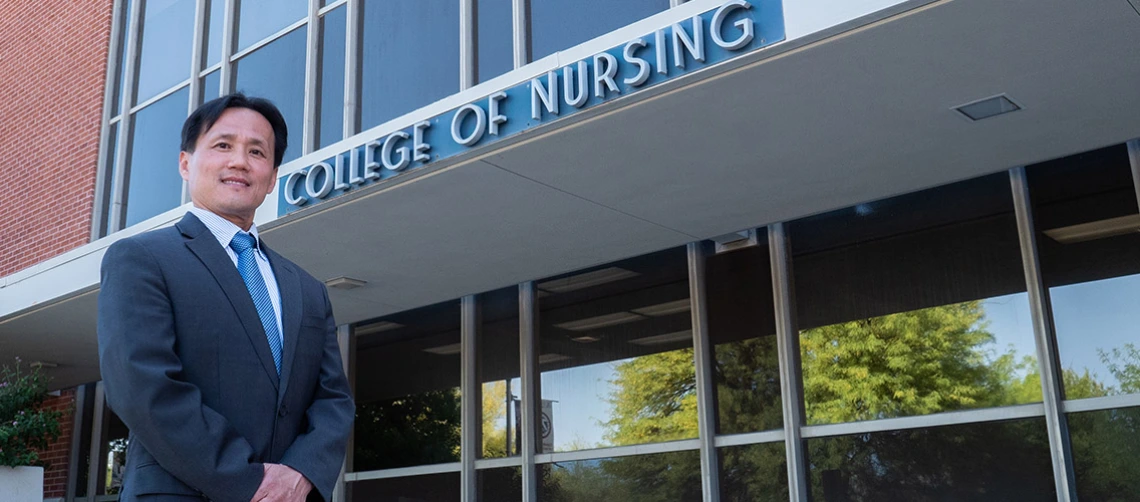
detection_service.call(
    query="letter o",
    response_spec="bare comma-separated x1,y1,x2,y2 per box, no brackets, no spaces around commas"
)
304,162,335,200
451,104,487,146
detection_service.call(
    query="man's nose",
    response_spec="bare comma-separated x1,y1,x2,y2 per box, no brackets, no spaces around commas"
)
226,149,251,170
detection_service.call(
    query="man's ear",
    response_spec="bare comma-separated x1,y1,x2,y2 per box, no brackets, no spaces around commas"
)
179,151,191,182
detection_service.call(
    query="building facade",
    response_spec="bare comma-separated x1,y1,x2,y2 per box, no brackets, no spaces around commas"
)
1,0,1139,500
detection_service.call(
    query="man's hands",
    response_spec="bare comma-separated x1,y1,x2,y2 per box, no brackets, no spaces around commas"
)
251,463,312,502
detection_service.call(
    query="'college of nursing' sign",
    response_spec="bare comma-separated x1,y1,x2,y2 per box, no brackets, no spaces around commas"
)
278,0,785,214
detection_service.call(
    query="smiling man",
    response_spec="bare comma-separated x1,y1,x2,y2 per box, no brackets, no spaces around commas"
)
97,94,355,502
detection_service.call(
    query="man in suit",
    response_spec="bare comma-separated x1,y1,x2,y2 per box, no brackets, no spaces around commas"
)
98,93,355,502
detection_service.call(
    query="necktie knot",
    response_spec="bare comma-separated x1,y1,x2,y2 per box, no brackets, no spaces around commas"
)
230,232,257,255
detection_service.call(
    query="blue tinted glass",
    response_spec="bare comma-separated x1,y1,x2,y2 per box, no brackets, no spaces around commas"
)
202,70,220,102
205,0,225,66
234,27,307,163
135,0,196,104
112,0,135,111
530,0,669,61
476,0,513,83
360,0,459,129
125,88,189,227
236,0,307,52
318,7,346,149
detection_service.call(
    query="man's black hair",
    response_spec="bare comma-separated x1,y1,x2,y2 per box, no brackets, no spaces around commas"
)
180,92,288,168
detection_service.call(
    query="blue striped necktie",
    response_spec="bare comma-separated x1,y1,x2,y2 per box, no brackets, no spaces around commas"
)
230,232,282,374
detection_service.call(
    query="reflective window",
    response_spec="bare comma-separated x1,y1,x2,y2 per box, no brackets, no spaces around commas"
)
135,0,196,105
719,442,788,502
478,466,522,502
1069,406,1140,498
806,419,1055,500
234,27,306,163
204,0,225,67
537,248,696,453
790,173,1041,425
318,7,346,149
98,409,130,496
360,0,459,129
707,244,783,434
1028,145,1140,398
353,301,462,471
530,0,669,61
111,0,134,111
479,288,520,459
348,471,460,501
540,450,702,501
202,69,220,103
476,0,514,83
235,0,307,52
124,88,188,227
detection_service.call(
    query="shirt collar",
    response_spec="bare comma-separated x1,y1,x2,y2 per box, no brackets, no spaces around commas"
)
188,206,262,252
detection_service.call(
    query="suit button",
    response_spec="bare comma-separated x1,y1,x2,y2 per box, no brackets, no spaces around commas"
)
279,406,288,417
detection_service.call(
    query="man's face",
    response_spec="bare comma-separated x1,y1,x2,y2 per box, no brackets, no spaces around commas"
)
180,107,278,228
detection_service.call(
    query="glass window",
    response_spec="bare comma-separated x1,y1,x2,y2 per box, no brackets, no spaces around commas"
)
234,27,307,164
318,7,346,149
98,409,130,496
235,0,307,52
1068,406,1140,499
202,69,220,103
478,466,522,502
1027,145,1140,399
353,301,462,471
204,0,225,67
360,0,459,129
790,173,1041,425
806,419,1055,501
135,0,196,105
124,87,189,227
539,450,702,501
719,442,788,502
476,0,514,83
348,471,460,500
537,247,696,453
111,0,135,111
529,0,669,61
478,288,520,459
707,244,783,435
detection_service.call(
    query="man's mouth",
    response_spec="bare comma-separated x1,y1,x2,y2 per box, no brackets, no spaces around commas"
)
222,177,250,187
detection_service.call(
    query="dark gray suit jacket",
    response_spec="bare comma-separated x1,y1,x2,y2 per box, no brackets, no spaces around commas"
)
97,212,355,502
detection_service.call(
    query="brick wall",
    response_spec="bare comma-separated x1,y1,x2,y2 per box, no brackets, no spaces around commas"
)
39,388,77,498
0,0,115,278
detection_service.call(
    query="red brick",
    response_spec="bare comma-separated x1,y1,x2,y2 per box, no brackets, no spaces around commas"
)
0,0,114,277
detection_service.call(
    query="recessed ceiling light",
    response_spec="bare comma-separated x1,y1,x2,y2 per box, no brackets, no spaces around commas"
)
355,321,404,336
955,95,1021,121
631,299,691,317
538,267,639,294
325,276,368,290
539,353,571,365
423,342,462,355
1043,214,1140,244
553,311,646,331
630,330,693,346
570,335,602,343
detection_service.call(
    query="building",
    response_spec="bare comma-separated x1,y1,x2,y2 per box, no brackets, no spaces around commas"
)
2,0,1139,500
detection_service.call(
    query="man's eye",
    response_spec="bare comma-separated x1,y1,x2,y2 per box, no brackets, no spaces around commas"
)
251,149,264,157
215,142,230,149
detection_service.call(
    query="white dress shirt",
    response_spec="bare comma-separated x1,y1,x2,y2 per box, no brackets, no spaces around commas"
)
188,206,284,343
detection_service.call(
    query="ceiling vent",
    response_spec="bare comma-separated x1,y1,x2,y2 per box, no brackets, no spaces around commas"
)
955,94,1021,121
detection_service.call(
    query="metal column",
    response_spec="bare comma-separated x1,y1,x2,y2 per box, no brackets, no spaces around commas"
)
519,282,539,502
687,242,720,502
1009,166,1078,502
769,223,809,501
460,296,479,501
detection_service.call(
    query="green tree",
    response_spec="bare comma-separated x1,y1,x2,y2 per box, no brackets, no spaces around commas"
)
353,389,461,471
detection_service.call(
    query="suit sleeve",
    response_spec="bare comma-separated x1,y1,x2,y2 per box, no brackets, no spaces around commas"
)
97,238,264,502
279,285,355,502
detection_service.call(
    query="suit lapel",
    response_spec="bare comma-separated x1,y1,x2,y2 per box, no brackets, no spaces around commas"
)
264,244,302,402
178,213,280,390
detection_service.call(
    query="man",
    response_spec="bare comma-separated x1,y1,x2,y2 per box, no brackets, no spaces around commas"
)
98,93,355,502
